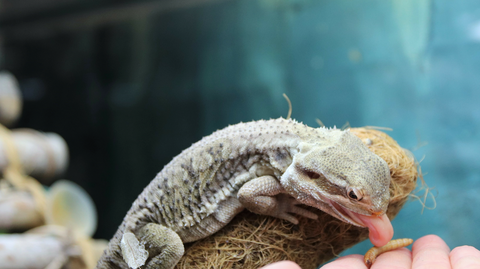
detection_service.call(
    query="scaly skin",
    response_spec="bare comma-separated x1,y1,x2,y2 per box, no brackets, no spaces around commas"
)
96,118,391,269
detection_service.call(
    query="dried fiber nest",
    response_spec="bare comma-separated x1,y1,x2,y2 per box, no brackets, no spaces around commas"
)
175,128,419,269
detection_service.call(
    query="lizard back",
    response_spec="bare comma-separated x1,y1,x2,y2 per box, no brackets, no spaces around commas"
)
121,118,326,240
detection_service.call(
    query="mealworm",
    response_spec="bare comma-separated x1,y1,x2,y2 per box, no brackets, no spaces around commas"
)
364,238,413,268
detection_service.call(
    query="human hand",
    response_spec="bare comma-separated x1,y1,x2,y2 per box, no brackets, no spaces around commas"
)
260,235,480,269
321,234,480,269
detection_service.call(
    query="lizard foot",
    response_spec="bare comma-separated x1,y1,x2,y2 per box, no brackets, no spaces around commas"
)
136,223,184,269
275,194,318,224
238,176,318,225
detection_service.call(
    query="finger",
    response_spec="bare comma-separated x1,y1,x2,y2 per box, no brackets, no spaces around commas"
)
259,261,301,269
450,245,480,269
412,234,451,269
320,254,367,269
371,248,411,269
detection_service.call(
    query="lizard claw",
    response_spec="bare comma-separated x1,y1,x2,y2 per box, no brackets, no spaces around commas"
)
278,212,301,225
277,194,318,224
289,205,318,220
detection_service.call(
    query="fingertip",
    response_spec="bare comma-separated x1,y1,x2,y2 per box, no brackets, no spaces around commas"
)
260,261,301,269
451,245,480,256
371,247,411,269
413,234,450,253
412,234,451,268
450,245,480,269
320,254,366,268
418,234,444,243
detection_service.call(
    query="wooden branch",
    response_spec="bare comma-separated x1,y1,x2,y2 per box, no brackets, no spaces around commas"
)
0,234,63,269
0,191,43,230
0,72,22,126
0,129,69,182
0,230,108,269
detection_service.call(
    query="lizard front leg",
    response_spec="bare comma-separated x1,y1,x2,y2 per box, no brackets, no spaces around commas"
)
237,175,318,224
129,223,184,269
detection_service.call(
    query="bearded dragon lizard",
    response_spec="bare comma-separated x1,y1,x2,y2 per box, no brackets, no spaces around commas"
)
96,118,393,269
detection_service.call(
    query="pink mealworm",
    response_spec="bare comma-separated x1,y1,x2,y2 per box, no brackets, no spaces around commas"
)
364,238,414,268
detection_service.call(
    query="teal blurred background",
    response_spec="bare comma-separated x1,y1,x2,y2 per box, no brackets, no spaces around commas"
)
1,0,479,263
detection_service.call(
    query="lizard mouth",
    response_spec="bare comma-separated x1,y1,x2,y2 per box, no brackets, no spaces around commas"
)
329,200,394,247
328,200,368,227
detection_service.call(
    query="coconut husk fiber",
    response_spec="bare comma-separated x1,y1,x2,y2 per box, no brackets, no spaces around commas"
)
174,128,419,269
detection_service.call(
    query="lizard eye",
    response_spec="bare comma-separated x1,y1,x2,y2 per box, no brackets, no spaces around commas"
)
347,187,363,201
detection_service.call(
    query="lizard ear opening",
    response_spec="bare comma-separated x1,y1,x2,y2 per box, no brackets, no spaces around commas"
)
296,165,326,182
306,171,321,179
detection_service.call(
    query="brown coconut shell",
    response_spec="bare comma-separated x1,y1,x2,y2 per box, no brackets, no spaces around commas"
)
174,128,418,269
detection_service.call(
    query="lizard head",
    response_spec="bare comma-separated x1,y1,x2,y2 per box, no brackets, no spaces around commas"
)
280,129,391,227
